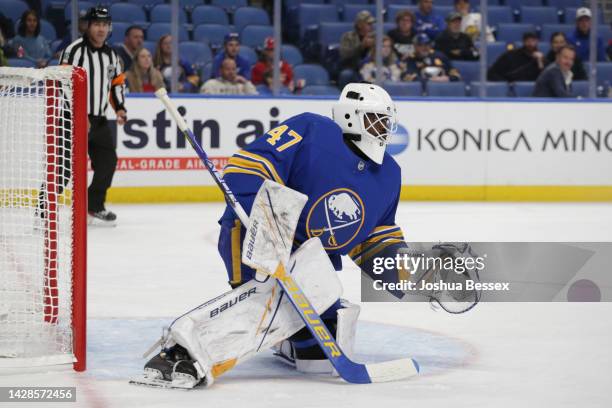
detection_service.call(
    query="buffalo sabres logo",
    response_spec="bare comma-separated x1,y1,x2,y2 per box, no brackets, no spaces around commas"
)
306,188,365,250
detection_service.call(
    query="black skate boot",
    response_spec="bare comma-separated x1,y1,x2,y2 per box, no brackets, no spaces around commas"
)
134,345,204,389
88,209,117,227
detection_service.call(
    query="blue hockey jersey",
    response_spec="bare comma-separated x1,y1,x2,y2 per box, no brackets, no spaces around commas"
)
219,112,405,272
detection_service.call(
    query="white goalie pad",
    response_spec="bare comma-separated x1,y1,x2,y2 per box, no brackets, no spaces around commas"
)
242,179,308,275
166,237,341,384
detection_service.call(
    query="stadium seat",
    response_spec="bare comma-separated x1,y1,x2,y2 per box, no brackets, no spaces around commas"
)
487,6,514,28
47,58,59,66
281,44,303,66
436,6,454,18
386,5,418,23
179,0,203,10
330,0,369,12
342,4,377,23
301,85,341,96
234,7,270,33
585,62,612,87
200,62,213,83
469,82,509,97
210,0,248,13
63,1,93,22
382,81,423,97
191,5,229,26
149,4,188,23
240,25,273,48
142,41,156,55
383,0,413,6
504,0,543,13
108,22,129,46
179,42,212,67
496,24,537,43
293,64,330,86
512,81,535,97
255,84,293,95
298,4,339,37
238,45,258,66
540,24,574,42
146,23,189,43
193,24,231,49
109,3,147,24
547,0,583,8
452,61,480,84
318,22,353,49
126,0,164,8
519,6,559,25
426,81,467,97
7,58,36,68
598,25,612,42
571,81,589,97
487,42,510,65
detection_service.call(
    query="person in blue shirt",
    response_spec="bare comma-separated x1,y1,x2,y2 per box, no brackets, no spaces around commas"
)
10,9,51,67
211,33,252,80
414,0,446,40
567,7,606,62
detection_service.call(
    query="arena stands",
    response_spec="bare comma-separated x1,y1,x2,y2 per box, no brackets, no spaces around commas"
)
0,0,610,97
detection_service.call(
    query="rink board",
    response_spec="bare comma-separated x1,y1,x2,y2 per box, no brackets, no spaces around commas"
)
103,96,612,202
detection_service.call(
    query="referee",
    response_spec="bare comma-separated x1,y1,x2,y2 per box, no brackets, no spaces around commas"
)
60,6,126,226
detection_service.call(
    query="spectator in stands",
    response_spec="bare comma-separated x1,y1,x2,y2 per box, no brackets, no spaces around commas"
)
403,33,461,82
360,35,402,83
125,48,164,93
567,8,606,62
212,33,251,80
387,10,416,61
154,34,199,93
340,10,375,70
545,32,587,81
10,10,51,67
454,0,494,43
115,25,144,71
435,12,479,61
533,45,577,98
200,58,257,95
251,37,294,90
53,10,88,58
487,32,544,82
415,0,445,40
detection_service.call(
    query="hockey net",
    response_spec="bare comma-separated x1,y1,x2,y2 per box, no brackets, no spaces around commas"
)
0,66,87,371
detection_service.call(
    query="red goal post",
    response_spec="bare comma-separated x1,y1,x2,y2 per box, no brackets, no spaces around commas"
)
0,66,87,371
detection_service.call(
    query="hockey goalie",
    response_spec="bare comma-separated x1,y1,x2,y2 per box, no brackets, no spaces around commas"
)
133,84,478,389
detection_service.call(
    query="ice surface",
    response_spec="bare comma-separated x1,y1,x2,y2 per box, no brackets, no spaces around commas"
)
1,202,611,407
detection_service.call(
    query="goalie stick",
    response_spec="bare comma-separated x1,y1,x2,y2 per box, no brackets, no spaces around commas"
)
154,89,420,384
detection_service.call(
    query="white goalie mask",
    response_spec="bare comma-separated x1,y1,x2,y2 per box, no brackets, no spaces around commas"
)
332,83,398,165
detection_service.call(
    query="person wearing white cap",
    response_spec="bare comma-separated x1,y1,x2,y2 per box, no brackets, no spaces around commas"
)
567,7,606,62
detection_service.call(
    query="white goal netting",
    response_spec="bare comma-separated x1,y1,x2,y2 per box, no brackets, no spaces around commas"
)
0,66,81,368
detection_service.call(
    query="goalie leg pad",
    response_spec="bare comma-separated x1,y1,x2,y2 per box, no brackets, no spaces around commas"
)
160,237,342,384
278,299,361,375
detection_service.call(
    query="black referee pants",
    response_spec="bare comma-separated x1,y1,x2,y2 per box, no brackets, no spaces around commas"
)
88,116,117,213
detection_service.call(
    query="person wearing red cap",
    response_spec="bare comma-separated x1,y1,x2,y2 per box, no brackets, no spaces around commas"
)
251,37,294,91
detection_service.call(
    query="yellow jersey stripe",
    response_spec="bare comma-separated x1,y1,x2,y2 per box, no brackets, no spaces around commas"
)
223,167,268,181
227,157,273,180
236,150,284,185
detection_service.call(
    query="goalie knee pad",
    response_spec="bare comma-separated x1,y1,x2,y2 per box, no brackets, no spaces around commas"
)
275,299,361,375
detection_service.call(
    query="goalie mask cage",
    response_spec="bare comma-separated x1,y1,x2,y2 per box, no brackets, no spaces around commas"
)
0,66,87,371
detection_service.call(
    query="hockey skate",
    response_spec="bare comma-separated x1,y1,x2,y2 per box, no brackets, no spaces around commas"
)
87,210,117,227
130,345,206,389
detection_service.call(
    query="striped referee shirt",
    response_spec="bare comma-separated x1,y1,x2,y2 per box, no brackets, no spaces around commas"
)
59,35,126,117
